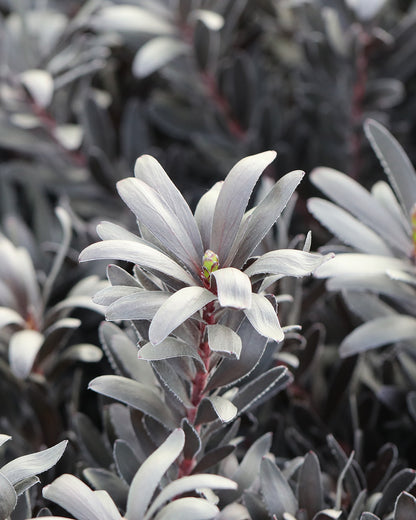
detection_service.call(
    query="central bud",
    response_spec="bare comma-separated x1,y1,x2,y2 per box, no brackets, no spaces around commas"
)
202,249,219,280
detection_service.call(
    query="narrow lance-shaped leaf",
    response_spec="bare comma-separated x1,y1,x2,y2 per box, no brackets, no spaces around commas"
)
106,291,170,321
79,239,195,286
244,293,284,343
149,286,216,345
138,338,205,369
260,458,298,518
340,315,416,357
125,429,184,520
298,452,323,517
212,267,252,309
210,151,277,262
228,169,304,268
194,182,222,251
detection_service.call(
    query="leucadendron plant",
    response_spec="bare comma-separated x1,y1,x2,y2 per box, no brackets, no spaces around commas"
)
79,151,330,488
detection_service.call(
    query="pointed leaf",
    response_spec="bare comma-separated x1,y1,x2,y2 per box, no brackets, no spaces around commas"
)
139,338,204,368
394,491,416,519
308,198,393,256
9,329,44,378
106,291,170,320
88,375,177,429
194,182,222,250
1,441,67,486
196,395,237,424
79,240,195,285
245,250,331,278
133,37,188,78
365,119,416,218
207,324,242,359
117,177,200,273
145,474,237,520
229,170,304,267
125,429,184,520
340,315,416,357
43,474,121,520
298,452,323,517
244,293,284,342
149,286,215,345
211,151,277,261
153,497,219,520
314,254,407,279
212,268,251,309
260,458,298,517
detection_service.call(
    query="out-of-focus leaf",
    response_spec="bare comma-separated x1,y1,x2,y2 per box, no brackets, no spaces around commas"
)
244,293,284,342
206,318,268,390
260,458,298,517
133,37,188,78
53,124,83,150
0,472,17,519
0,308,25,328
346,0,387,20
245,250,331,278
133,155,203,258
298,451,323,517
365,118,416,218
8,329,44,379
152,497,219,520
0,435,11,447
315,254,407,279
233,366,291,416
340,315,416,357
207,324,241,359
75,413,112,469
360,513,380,520
196,395,237,424
20,69,54,108
193,9,224,30
59,344,103,364
347,490,367,520
106,290,170,320
310,167,410,255
144,474,236,520
89,375,177,429
210,151,277,262
125,429,184,520
394,492,416,519
308,198,393,256
149,286,215,345
91,5,175,35
212,268,251,309
375,468,416,517
79,240,195,286
42,474,122,520
139,338,204,368
83,468,128,511
117,178,201,273
229,170,304,267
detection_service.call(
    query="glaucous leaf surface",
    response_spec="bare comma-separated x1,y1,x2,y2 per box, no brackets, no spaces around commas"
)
260,458,298,518
105,290,170,320
212,268,252,309
243,293,284,342
0,472,17,520
196,395,237,424
8,329,44,378
139,338,205,368
152,497,219,520
207,324,242,358
245,249,330,278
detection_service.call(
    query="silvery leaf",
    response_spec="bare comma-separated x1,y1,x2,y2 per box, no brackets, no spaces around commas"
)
244,293,284,342
314,254,408,279
245,250,330,278
133,37,188,78
153,497,219,520
340,315,416,357
20,69,54,108
194,182,222,251
207,324,242,359
0,472,17,519
139,338,204,369
117,177,201,274
43,474,122,520
97,222,144,242
1,441,67,486
0,308,25,328
196,395,238,424
0,435,11,447
89,375,177,429
212,268,251,309
394,491,416,519
298,451,323,518
310,167,410,255
125,429,184,520
91,5,174,34
193,9,224,30
106,290,170,320
134,155,203,257
365,118,416,219
79,240,195,286
371,181,410,234
149,286,216,345
93,286,142,306
144,475,236,520
210,151,277,262
308,198,393,256
9,329,45,379
260,458,298,518
228,170,304,268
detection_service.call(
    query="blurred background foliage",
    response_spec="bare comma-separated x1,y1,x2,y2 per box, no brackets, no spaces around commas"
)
2,0,416,518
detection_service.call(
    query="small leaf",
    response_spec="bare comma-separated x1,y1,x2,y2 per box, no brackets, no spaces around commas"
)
153,497,219,520
244,293,284,342
20,69,54,108
207,324,242,359
212,268,252,309
298,452,323,517
139,338,205,368
260,458,298,518
196,395,237,424
340,315,416,357
133,37,188,78
125,429,185,520
149,286,216,345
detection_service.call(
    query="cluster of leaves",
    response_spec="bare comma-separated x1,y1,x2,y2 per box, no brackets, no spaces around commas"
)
2,0,416,519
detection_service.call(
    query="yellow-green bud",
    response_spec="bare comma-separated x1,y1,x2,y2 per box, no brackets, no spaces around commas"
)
202,250,219,279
